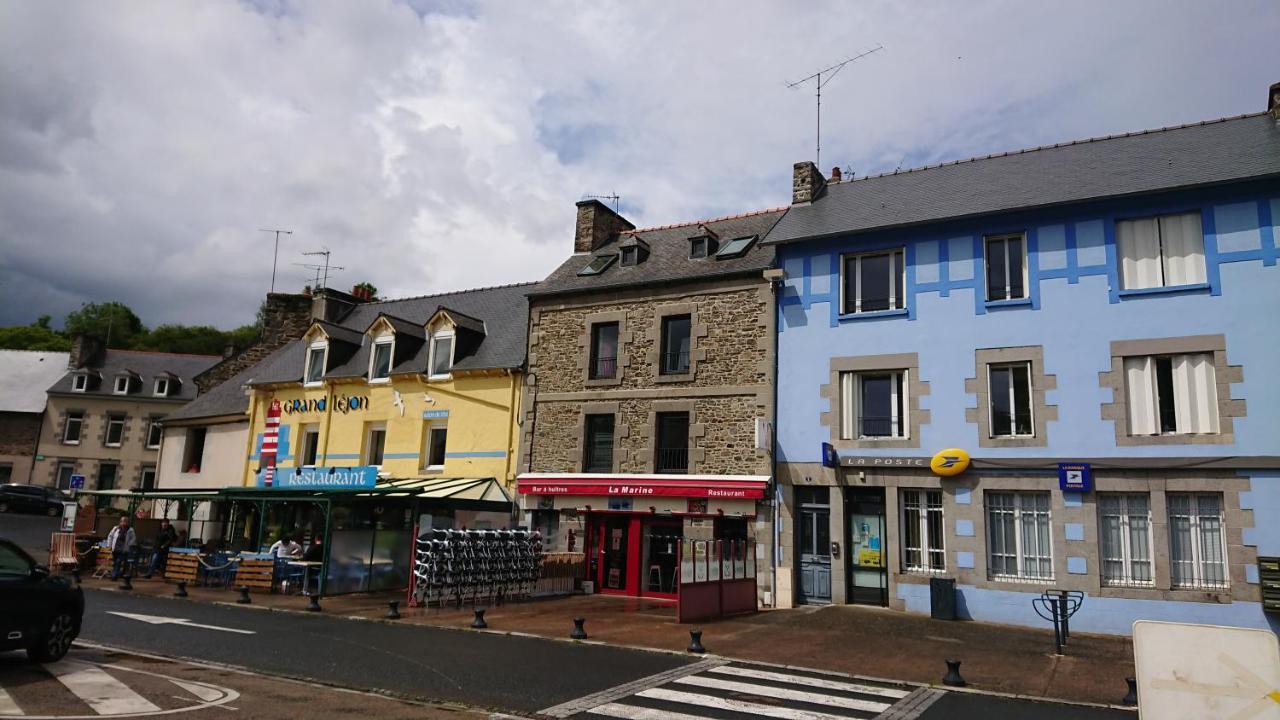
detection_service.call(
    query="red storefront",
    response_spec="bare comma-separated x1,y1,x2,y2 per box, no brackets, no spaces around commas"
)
517,473,769,601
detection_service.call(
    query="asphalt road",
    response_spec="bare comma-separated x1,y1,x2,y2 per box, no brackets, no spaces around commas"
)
920,691,1134,719
78,588,690,714
0,512,61,556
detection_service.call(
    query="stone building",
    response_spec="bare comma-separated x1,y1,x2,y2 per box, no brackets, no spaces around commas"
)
517,199,784,604
0,350,69,485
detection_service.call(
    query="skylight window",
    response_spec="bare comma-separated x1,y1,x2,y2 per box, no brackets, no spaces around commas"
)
715,235,757,260
578,254,617,276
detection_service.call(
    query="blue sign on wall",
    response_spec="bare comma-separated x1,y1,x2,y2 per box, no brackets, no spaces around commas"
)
256,465,379,490
69,474,85,490
423,409,450,419
1058,463,1092,492
821,442,838,468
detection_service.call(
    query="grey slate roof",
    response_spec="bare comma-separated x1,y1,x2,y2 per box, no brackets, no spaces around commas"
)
48,350,218,401
247,283,532,386
0,350,69,413
162,363,257,423
530,208,786,297
767,113,1280,244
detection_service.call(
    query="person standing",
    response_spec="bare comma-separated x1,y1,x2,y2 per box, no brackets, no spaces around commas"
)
105,517,137,580
146,519,178,578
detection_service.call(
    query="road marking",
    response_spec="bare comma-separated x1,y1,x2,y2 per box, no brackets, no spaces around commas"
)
105,612,256,635
586,703,710,720
636,687,855,720
0,688,21,716
168,681,224,703
671,675,892,714
703,665,910,699
45,661,162,716
539,659,727,717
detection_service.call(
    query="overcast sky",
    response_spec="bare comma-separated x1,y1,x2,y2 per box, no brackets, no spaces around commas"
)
0,1,1274,329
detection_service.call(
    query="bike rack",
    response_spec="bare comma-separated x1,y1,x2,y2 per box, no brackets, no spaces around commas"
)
1032,589,1084,655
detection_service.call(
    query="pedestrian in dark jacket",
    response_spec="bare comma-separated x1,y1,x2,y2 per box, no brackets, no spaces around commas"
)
146,519,178,578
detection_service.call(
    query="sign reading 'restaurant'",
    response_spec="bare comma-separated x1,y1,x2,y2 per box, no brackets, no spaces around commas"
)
256,465,378,490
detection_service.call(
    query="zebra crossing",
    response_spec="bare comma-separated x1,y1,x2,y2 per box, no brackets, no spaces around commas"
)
0,657,238,718
548,659,938,720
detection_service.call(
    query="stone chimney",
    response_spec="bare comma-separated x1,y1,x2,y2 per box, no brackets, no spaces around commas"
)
792,161,827,204
310,287,362,324
194,291,314,394
1269,81,1280,120
575,199,634,254
68,334,103,369
831,166,842,182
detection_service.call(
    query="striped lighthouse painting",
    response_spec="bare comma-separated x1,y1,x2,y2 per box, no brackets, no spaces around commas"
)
261,398,282,487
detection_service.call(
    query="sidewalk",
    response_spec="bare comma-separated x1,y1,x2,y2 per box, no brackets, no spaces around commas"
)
81,574,1135,707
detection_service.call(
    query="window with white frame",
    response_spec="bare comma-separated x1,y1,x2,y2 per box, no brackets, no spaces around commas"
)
1168,493,1228,590
840,370,908,439
63,412,84,444
145,420,162,449
113,375,130,394
841,248,905,314
986,491,1052,581
1117,212,1206,290
985,233,1027,301
988,362,1034,438
300,424,320,466
423,425,447,470
369,338,393,382
901,489,945,572
364,422,387,467
55,463,76,490
104,415,125,447
139,466,157,490
153,377,169,396
1124,353,1218,435
72,374,88,392
429,331,454,378
304,343,327,385
1098,493,1153,587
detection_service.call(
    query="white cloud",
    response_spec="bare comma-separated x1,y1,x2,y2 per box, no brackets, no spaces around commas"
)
0,0,1274,327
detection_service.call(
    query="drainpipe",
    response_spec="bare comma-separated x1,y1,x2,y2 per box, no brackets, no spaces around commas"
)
763,267,785,608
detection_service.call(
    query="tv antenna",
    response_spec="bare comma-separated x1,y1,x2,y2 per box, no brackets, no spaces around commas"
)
298,248,343,291
584,193,621,214
787,45,883,170
258,228,293,292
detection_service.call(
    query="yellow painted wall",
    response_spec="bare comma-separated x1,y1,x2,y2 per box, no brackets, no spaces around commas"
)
242,371,521,487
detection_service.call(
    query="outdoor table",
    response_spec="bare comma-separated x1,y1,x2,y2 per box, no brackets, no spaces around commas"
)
287,560,323,595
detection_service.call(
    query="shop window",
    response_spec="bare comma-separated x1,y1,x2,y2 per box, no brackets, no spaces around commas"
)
425,425,447,470
1124,353,1218,435
1168,493,1227,590
146,419,163,449
1099,493,1153,587
1117,212,1206,290
654,412,689,474
429,332,454,379
300,425,320,466
901,489,945,573
659,315,691,375
369,339,393,382
104,415,125,447
364,423,387,467
841,248,905,314
582,414,615,473
986,491,1052,581
305,343,328,385
63,412,84,444
840,370,908,439
183,427,207,473
988,362,1033,437
589,322,618,380
985,233,1027,301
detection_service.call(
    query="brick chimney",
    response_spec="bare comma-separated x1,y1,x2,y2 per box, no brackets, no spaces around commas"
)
68,334,103,369
792,161,827,204
575,199,634,253
831,166,842,182
1269,81,1280,120
310,287,362,324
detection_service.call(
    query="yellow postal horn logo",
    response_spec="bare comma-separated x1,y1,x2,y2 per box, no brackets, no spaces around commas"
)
930,448,971,477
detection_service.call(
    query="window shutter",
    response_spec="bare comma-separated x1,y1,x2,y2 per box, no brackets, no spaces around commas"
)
1158,213,1206,286
1124,357,1158,435
1172,353,1219,433
839,372,854,440
1118,218,1162,289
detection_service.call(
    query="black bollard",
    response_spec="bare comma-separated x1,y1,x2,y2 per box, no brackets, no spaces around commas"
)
174,580,188,598
72,568,81,585
942,659,967,687
687,629,706,654
387,601,401,620
570,617,588,640
1123,677,1137,706
307,594,322,612
471,608,488,629
119,574,133,591
236,586,251,604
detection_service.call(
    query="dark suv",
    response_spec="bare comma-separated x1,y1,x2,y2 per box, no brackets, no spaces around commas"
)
0,483,67,516
0,538,84,662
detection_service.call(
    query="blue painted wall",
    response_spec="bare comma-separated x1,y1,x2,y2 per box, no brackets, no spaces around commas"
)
776,183,1280,462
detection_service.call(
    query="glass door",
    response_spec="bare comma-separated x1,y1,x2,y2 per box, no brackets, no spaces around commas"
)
599,515,631,593
797,486,831,604
847,488,888,606
640,519,681,598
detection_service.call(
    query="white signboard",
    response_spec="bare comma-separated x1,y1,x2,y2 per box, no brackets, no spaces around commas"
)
60,502,77,532
1134,620,1280,719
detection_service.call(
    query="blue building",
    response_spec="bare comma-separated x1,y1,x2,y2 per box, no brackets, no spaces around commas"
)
764,83,1280,635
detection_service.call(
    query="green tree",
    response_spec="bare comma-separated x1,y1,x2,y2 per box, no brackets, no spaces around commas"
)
0,321,71,351
63,302,146,348
132,325,230,355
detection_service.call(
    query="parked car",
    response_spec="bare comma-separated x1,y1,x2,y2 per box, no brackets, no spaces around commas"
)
0,538,84,662
0,483,68,516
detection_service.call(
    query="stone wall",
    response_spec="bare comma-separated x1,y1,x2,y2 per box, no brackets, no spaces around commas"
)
195,292,312,393
0,411,40,457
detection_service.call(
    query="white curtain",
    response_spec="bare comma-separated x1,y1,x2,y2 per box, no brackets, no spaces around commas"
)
1159,213,1207,286
1172,353,1219,433
1118,218,1162,289
1124,356,1158,434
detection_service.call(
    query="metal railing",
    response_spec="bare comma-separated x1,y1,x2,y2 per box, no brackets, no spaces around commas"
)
660,351,690,375
655,447,688,473
859,416,900,438
589,356,616,379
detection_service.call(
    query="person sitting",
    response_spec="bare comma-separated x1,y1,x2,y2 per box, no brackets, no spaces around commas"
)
302,536,324,562
268,535,302,559
145,519,179,578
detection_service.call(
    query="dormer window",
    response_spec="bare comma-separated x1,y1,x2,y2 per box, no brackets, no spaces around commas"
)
153,378,170,397
305,342,328,385
72,374,88,392
113,376,131,395
715,235,757,260
620,246,639,266
429,331,454,379
369,338,393,382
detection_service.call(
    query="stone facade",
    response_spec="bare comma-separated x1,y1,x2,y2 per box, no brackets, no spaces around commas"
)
0,412,42,483
195,292,313,394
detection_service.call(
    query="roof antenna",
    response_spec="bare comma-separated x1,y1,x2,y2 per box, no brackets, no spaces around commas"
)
585,193,621,214
787,45,883,170
297,248,344,291
258,228,293,293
